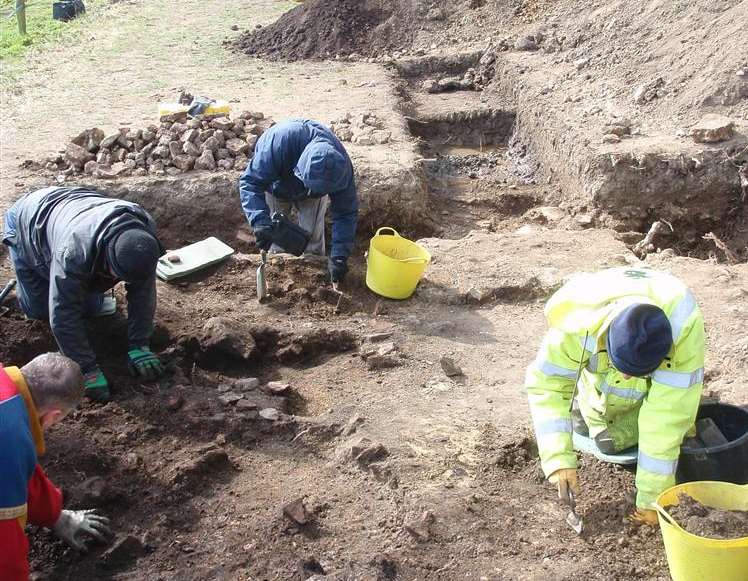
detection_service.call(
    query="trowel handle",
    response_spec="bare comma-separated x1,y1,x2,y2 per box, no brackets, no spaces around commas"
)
260,250,267,265
0,279,17,303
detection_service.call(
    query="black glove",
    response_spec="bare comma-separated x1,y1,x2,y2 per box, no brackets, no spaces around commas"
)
328,257,348,283
253,224,274,251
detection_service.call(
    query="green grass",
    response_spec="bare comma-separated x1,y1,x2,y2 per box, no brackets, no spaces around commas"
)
0,0,103,61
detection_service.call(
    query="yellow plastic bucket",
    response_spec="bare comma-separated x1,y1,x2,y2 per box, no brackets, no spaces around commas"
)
654,481,748,581
366,227,431,299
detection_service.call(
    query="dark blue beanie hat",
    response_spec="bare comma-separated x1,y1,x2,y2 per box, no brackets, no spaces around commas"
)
607,303,673,377
107,228,161,282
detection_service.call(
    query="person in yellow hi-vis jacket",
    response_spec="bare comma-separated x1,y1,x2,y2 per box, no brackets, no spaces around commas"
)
525,267,705,525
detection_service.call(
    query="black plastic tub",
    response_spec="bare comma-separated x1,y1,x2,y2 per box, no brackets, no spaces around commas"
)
677,403,748,484
52,0,85,22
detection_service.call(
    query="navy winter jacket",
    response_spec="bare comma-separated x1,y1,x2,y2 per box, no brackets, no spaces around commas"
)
239,119,358,259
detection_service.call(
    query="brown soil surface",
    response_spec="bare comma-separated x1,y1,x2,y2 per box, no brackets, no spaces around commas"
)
668,494,748,540
232,0,416,61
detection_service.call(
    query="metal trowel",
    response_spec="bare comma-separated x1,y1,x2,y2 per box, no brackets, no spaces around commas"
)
0,279,17,316
256,250,268,302
564,490,584,535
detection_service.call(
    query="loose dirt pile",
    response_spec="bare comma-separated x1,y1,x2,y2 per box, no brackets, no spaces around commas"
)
232,0,417,61
36,111,272,182
668,494,748,540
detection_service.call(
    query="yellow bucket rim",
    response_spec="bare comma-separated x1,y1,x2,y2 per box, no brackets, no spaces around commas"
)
370,227,431,264
654,481,748,545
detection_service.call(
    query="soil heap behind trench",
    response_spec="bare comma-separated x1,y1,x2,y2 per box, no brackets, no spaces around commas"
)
232,0,416,60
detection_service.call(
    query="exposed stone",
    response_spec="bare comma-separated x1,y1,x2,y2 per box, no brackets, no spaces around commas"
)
83,160,98,174
602,133,621,144
72,128,105,153
172,154,195,171
265,381,291,395
690,114,735,144
200,317,256,360
215,148,230,160
366,354,399,370
351,439,389,466
245,134,258,152
211,117,234,131
201,136,219,152
235,378,260,391
633,77,665,104
194,149,217,170
100,133,122,149
218,392,244,405
153,144,170,159
217,159,234,170
65,142,94,166
465,287,491,304
233,155,248,170
259,407,280,421
514,35,538,51
282,497,309,525
226,138,249,156
141,129,156,143
440,356,463,377
183,141,201,157
100,535,146,570
165,393,184,411
372,130,391,144
366,332,393,343
182,128,200,143
168,141,182,158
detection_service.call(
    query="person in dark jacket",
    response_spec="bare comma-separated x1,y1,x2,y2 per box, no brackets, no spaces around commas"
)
239,119,358,283
2,187,165,402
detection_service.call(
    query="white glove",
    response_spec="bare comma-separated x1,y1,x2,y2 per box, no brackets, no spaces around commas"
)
52,509,113,551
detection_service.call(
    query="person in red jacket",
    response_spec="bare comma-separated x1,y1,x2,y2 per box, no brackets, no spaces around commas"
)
0,352,112,580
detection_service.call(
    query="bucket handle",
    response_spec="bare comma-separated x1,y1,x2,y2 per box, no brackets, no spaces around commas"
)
652,503,680,529
375,227,400,237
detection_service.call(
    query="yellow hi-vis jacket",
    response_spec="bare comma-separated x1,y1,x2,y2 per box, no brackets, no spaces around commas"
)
525,267,705,508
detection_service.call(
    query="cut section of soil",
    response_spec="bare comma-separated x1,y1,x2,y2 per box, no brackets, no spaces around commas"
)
668,493,748,540
232,0,415,61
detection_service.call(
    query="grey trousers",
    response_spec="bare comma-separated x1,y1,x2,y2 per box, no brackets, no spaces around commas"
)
265,193,329,256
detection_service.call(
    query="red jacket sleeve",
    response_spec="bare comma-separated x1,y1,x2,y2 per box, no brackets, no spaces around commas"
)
0,517,30,581
26,464,63,528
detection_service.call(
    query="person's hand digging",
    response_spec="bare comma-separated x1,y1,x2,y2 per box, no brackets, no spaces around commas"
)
253,224,275,251
127,347,164,380
52,509,113,552
549,468,580,502
629,508,659,526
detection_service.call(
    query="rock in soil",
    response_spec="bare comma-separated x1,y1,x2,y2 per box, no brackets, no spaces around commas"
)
100,535,147,571
265,381,291,394
259,407,280,421
199,317,257,362
169,446,234,489
283,497,310,525
439,356,463,377
667,494,748,539
690,114,736,143
403,510,436,542
351,438,389,466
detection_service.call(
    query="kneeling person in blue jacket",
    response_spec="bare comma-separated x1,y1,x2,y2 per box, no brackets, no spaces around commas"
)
2,187,166,402
239,119,358,283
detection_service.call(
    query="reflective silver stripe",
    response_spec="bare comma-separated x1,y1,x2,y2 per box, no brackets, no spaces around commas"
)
535,418,573,436
652,368,704,389
536,360,578,379
586,353,600,373
579,334,596,353
638,451,677,475
669,290,697,341
598,380,646,401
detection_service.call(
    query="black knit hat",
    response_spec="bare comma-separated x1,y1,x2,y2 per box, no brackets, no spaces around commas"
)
107,228,160,282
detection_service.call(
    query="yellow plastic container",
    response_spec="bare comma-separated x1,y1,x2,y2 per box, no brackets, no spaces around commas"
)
158,100,231,119
654,481,748,581
366,227,431,299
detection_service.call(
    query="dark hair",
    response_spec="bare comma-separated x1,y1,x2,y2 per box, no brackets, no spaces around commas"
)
21,353,84,410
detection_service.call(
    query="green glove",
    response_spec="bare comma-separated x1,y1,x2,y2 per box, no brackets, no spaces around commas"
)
84,369,110,402
127,346,164,380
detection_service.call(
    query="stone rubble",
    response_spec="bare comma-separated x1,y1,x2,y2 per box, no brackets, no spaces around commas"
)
46,110,273,180
330,112,391,146
690,114,736,144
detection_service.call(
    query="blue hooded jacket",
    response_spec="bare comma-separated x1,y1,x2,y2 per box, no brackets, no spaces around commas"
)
239,119,358,259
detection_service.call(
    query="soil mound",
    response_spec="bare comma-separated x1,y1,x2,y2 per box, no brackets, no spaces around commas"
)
668,494,748,540
232,0,416,61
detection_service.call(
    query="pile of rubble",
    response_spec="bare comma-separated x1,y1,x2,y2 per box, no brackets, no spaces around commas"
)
45,111,272,180
330,112,391,145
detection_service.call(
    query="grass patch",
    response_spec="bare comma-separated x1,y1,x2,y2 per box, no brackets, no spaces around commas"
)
0,0,103,61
